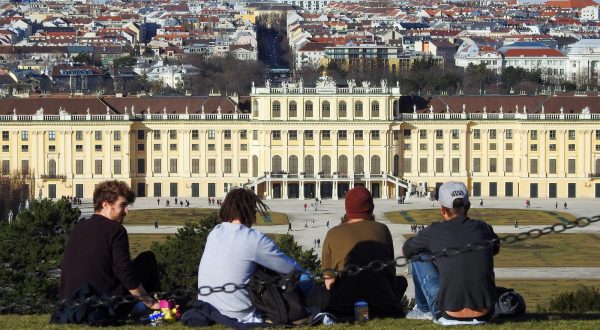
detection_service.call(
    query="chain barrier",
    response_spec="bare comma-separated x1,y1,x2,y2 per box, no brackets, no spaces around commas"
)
2,215,599,314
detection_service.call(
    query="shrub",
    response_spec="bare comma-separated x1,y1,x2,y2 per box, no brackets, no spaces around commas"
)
545,285,600,312
0,199,80,313
151,213,219,291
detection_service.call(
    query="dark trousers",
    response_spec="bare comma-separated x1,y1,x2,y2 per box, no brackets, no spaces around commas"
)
115,251,161,319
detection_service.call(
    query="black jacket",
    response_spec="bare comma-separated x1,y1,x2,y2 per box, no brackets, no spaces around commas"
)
59,214,139,299
403,215,499,313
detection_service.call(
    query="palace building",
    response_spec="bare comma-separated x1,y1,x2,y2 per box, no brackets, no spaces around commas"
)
1,76,600,200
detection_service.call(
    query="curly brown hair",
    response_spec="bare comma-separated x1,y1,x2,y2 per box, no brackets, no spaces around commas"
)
93,180,136,212
219,188,269,227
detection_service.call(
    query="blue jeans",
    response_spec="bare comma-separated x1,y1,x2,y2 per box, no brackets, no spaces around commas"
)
411,256,440,317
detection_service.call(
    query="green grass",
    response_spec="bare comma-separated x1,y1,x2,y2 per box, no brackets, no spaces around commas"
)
2,314,600,329
403,233,600,267
129,234,171,257
125,208,288,226
495,233,600,267
385,208,576,225
496,280,600,312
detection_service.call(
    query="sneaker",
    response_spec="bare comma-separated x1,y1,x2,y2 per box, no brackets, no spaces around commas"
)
406,306,433,320
434,316,487,326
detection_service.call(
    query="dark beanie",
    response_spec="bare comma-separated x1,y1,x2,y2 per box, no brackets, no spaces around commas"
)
345,186,374,219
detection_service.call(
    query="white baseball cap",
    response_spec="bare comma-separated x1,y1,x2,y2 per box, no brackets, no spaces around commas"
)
438,182,470,208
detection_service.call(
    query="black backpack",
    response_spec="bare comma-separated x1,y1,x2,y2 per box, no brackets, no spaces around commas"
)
50,284,121,326
248,267,310,325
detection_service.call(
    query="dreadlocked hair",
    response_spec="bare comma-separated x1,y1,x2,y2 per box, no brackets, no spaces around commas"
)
219,188,269,227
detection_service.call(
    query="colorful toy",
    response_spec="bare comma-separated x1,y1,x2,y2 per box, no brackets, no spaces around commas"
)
147,299,182,326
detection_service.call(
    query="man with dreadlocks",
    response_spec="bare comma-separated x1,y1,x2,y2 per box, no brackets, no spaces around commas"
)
197,188,308,323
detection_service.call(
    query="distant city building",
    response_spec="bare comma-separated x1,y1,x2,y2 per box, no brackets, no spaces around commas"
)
580,5,600,21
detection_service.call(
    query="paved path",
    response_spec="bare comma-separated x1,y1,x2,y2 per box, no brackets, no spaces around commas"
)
78,196,600,299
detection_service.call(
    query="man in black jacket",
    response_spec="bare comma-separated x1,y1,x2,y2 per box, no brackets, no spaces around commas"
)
60,180,161,319
402,182,499,325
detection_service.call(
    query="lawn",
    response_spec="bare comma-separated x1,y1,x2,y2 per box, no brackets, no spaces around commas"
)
496,279,600,312
125,208,288,226
385,208,575,225
403,233,600,267
129,234,171,257
495,233,600,267
2,314,599,329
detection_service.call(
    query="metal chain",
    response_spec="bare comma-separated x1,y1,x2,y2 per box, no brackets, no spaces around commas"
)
3,215,599,313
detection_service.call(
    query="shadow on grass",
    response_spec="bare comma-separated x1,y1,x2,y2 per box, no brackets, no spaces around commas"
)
494,312,600,323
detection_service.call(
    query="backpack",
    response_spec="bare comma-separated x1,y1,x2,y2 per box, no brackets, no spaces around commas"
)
50,284,121,326
493,287,526,319
248,267,310,325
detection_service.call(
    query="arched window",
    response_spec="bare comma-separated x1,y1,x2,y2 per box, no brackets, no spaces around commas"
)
289,101,297,117
371,101,380,118
48,159,57,176
338,155,348,175
354,101,363,117
305,101,313,118
321,155,331,175
272,101,281,118
252,155,258,177
354,155,364,174
252,100,259,118
393,155,400,176
271,155,282,173
338,101,347,117
322,101,330,118
304,155,314,175
289,155,298,174
370,155,381,174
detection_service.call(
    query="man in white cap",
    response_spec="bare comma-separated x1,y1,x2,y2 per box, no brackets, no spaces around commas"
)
402,181,499,325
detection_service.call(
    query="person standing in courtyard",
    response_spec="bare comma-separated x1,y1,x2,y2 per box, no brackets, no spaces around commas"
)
555,201,558,210
157,198,160,206
288,220,292,232
304,203,307,211
60,180,161,321
154,219,159,229
479,199,483,207
514,219,519,229
403,181,499,325
564,201,567,210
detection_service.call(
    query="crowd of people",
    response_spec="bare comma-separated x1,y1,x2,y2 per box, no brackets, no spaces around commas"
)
57,180,514,326
61,195,83,205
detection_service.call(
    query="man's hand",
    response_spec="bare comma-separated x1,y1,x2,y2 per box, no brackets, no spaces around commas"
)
129,286,160,310
145,300,161,310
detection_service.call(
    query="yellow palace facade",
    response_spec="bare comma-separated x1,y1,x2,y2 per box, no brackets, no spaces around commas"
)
1,76,600,200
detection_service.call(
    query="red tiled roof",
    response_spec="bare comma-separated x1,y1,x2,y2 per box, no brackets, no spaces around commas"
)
503,48,565,57
298,42,334,52
545,0,597,8
410,94,600,114
0,96,246,115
